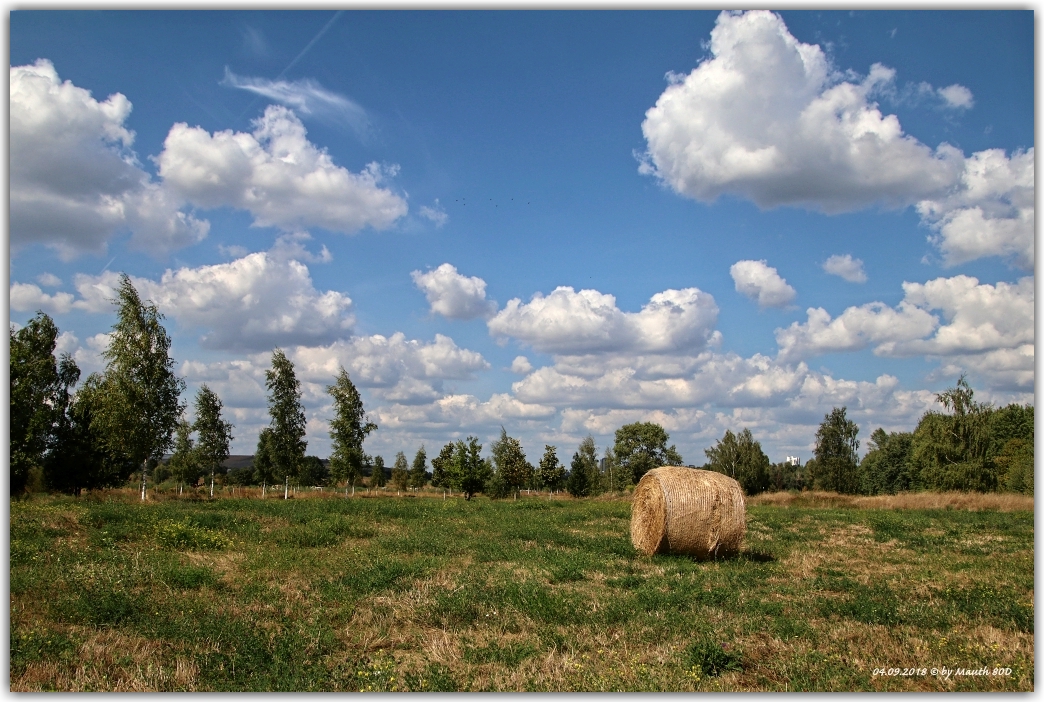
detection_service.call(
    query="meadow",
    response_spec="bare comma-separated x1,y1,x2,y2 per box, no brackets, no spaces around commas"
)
10,489,1034,691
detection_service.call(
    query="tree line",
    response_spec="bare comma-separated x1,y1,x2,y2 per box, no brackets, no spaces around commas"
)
698,378,1033,497
11,276,1032,499
10,275,689,501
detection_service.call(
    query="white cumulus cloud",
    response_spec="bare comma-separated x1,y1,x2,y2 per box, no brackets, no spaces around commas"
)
775,302,938,363
775,274,1033,389
488,286,720,355
938,84,974,109
822,254,867,283
640,11,963,213
411,263,497,320
10,59,209,259
730,259,796,308
887,275,1033,357
156,104,407,235
10,283,75,315
72,251,354,352
511,356,534,375
917,148,1034,269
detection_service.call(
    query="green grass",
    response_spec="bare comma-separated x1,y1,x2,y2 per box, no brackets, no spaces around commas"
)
9,491,1034,691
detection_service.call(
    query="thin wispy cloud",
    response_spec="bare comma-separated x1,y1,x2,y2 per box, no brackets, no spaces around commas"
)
222,68,370,139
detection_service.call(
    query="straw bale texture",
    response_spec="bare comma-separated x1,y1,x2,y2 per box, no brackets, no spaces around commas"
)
630,467,745,559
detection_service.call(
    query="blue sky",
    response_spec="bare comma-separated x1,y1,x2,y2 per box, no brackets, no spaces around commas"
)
9,10,1034,466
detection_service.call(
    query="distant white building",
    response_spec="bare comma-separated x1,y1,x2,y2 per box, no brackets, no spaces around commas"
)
785,456,800,466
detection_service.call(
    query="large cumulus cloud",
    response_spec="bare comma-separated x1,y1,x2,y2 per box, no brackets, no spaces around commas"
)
639,11,1032,268
488,286,720,355
639,11,963,213
10,59,208,258
70,250,355,352
775,275,1033,390
157,105,407,234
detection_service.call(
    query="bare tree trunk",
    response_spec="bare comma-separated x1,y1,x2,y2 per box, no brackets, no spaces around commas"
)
210,470,215,498
284,478,288,500
140,461,147,501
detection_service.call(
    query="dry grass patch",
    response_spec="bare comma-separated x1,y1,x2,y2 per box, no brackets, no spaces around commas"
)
749,490,1033,512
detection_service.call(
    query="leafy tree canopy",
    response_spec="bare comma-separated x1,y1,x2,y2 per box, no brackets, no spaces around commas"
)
327,367,376,487
613,422,682,485
265,349,307,483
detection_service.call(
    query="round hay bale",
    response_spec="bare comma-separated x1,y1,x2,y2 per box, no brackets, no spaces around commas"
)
630,467,745,559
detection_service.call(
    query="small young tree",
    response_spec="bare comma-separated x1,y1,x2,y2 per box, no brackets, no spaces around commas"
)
537,445,566,493
193,384,234,498
168,418,200,492
254,428,276,497
566,436,599,497
409,446,428,490
327,367,376,491
265,349,307,498
370,455,387,489
491,427,533,498
449,436,490,501
391,451,410,492
566,450,592,498
600,446,623,493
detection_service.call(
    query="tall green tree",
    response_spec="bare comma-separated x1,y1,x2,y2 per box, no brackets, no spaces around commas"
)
566,436,599,498
168,418,201,490
536,445,566,493
991,403,1034,494
704,430,741,480
44,373,135,495
265,349,307,498
491,427,534,497
326,367,376,489
811,407,860,494
430,443,456,489
858,429,913,495
93,275,185,501
704,428,770,495
390,451,409,491
193,384,234,498
409,446,428,490
254,428,276,495
40,350,84,495
10,312,65,495
613,422,683,485
911,376,996,492
448,437,489,501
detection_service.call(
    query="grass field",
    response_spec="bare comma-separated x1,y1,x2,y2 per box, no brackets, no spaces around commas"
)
10,489,1034,691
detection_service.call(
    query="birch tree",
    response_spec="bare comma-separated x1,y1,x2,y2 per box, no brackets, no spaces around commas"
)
95,275,185,501
193,384,234,498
